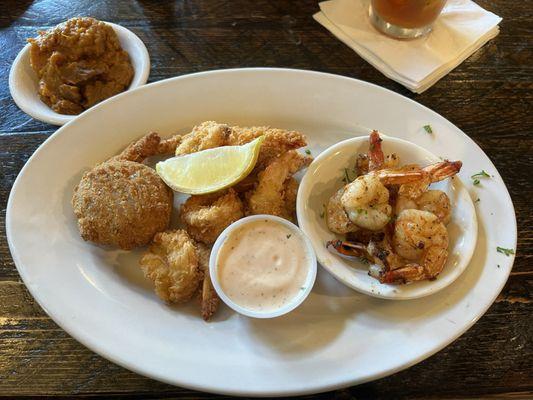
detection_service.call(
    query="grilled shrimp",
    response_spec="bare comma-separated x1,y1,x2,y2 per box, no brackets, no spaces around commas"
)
340,168,424,231
382,209,449,283
395,160,461,224
326,187,359,234
341,174,393,231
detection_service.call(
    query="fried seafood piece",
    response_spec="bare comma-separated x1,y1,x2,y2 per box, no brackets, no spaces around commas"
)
227,125,307,170
72,160,173,249
175,121,231,156
110,131,162,162
72,132,179,250
158,134,183,155
140,230,201,303
196,243,220,321
180,189,244,244
245,151,312,220
283,177,299,220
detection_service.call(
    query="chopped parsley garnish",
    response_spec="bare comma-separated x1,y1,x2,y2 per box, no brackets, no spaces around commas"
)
286,234,292,239
496,247,514,256
473,179,480,185
423,124,433,134
471,170,490,179
319,203,326,219
305,149,311,155
475,198,480,203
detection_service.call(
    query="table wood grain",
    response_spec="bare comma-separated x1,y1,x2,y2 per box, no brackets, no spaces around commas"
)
1,0,531,398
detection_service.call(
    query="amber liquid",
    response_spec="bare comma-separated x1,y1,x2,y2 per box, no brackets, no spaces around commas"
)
372,0,447,29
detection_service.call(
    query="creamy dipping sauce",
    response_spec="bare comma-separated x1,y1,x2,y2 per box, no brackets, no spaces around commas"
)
217,219,311,312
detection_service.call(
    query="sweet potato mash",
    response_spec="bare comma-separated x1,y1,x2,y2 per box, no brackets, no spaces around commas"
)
28,17,134,115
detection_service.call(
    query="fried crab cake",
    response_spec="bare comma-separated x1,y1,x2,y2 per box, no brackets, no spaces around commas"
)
72,160,173,249
140,230,201,303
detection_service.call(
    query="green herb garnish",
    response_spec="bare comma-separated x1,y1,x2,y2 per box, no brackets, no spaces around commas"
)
473,179,480,185
286,234,292,239
475,198,480,203
423,124,433,134
305,149,311,155
496,247,514,256
471,170,490,179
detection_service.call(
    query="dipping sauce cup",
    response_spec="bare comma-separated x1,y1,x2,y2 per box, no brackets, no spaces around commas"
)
209,215,317,319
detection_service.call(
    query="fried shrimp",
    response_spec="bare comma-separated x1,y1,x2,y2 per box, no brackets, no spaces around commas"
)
245,151,312,219
140,230,201,303
196,243,220,321
227,125,307,170
173,121,307,173
180,189,244,244
111,131,161,162
175,121,231,156
283,177,299,220
72,132,175,249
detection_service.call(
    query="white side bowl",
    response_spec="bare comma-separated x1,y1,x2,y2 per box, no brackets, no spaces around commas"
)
209,214,317,318
9,22,150,126
296,135,478,300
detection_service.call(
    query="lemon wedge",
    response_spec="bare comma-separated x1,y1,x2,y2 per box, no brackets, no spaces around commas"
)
156,136,264,194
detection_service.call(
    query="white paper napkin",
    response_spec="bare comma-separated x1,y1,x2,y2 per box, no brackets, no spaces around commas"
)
314,0,502,93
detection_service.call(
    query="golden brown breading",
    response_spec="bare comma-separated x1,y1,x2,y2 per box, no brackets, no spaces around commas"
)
173,121,307,173
245,151,312,219
157,134,183,154
140,230,201,303
283,177,299,221
180,189,244,244
196,243,220,321
72,160,172,249
175,121,231,156
227,125,307,170
111,131,161,162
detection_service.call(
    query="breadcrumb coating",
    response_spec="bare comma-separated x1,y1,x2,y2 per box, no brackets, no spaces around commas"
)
140,230,201,303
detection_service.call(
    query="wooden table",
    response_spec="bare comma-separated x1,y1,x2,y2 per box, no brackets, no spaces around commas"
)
1,1,531,398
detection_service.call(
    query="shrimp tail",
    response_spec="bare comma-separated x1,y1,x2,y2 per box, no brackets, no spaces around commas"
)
381,247,448,283
326,240,370,258
380,265,427,284
423,160,462,183
376,170,425,185
368,130,384,171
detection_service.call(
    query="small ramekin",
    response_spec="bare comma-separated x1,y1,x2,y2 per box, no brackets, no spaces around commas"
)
209,214,317,319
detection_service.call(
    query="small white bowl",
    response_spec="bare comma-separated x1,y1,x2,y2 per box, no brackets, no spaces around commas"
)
209,214,317,318
9,22,150,126
296,135,478,300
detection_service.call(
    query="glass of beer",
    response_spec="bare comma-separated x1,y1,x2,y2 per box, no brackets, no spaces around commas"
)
369,0,447,39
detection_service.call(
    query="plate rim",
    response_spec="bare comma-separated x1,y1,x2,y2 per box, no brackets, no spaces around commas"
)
5,68,517,396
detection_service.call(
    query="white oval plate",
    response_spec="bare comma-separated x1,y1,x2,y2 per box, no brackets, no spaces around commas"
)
297,135,478,299
6,69,516,396
9,22,150,126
